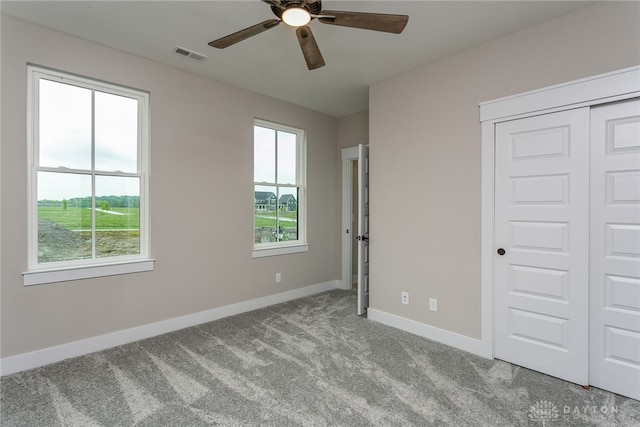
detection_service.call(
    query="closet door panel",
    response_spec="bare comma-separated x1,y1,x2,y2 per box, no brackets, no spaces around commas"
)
494,108,590,386
589,98,640,400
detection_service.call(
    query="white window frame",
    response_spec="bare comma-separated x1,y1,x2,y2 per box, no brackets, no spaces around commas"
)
252,118,308,258
23,65,153,285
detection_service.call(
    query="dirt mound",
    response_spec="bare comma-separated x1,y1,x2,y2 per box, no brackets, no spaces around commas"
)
39,219,86,246
37,219,140,263
38,219,91,262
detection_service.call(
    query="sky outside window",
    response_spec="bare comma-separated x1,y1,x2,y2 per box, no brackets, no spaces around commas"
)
37,79,139,201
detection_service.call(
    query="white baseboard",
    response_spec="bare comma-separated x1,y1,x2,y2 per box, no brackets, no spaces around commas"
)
0,280,339,376
336,278,351,290
367,308,492,359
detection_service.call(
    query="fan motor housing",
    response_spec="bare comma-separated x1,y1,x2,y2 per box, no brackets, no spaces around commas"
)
271,1,322,19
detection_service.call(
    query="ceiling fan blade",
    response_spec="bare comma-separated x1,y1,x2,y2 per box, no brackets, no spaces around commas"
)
209,19,281,49
295,26,325,70
318,10,408,34
260,0,284,10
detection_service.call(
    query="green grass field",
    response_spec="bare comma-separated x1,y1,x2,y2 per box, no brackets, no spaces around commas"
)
254,212,298,243
254,211,297,229
254,217,297,228
41,207,297,231
39,206,140,230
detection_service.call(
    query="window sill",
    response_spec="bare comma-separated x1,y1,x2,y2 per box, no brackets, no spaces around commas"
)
23,259,155,286
252,244,309,258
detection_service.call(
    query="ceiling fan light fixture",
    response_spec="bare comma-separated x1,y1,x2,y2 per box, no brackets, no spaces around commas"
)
282,7,311,27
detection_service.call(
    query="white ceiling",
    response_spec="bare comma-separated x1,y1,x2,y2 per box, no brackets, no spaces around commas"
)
1,1,595,117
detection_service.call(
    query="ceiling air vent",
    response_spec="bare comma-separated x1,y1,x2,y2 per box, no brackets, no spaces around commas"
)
173,46,208,62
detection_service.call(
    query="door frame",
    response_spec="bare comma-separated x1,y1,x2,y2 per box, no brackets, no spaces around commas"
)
479,66,640,358
340,146,359,290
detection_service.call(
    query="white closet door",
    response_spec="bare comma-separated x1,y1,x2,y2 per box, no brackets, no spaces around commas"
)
494,108,590,385
589,99,640,400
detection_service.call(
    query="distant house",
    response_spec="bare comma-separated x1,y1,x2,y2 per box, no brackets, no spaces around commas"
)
254,191,277,211
279,194,297,212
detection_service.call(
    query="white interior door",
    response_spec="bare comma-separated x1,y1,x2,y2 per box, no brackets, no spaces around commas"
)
589,99,640,400
357,144,370,315
494,108,590,385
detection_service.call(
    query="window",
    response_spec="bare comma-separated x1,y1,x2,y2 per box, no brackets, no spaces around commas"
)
253,119,307,257
24,66,152,285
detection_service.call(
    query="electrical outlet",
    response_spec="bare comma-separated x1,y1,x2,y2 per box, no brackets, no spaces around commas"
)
401,292,409,305
275,272,282,283
429,298,438,312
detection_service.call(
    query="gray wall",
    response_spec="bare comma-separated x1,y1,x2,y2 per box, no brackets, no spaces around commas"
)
369,2,640,339
337,111,369,151
1,16,340,358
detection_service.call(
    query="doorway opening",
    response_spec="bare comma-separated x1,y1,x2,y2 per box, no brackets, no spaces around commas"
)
341,145,370,315
341,147,359,291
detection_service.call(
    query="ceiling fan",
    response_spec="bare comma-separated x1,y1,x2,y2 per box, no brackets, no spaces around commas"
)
208,0,409,70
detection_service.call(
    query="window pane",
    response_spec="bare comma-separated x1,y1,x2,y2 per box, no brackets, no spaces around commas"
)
278,187,298,241
254,126,276,183
39,79,92,170
255,185,277,244
95,176,140,258
277,131,297,185
95,91,138,173
253,121,304,249
37,171,92,263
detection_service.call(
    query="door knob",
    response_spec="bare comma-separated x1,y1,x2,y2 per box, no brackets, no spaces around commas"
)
497,248,506,256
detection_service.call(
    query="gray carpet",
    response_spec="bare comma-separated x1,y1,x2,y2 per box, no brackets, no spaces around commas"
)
1,290,639,426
